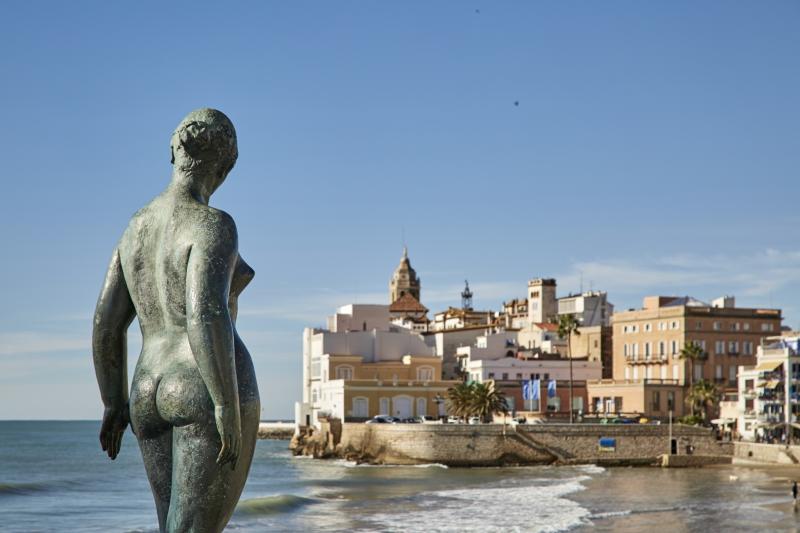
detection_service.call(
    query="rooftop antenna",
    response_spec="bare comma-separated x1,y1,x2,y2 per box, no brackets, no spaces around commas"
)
461,280,473,310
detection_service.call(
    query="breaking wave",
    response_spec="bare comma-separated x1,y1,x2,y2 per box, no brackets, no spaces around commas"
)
235,494,320,516
367,475,593,532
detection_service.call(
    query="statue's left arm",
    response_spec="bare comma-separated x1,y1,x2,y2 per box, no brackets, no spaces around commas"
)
92,247,136,459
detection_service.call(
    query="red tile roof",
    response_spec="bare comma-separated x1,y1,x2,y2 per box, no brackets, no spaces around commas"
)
533,322,559,332
389,293,429,313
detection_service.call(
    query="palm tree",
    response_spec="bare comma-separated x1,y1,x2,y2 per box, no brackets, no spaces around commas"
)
470,382,509,422
685,379,721,423
556,313,581,423
679,341,706,390
446,382,475,420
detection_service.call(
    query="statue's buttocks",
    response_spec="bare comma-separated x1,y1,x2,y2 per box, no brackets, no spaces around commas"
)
92,109,260,533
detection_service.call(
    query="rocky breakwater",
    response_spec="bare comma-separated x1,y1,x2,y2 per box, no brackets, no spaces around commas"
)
291,419,730,467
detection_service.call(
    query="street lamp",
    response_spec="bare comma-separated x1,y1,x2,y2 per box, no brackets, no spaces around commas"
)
434,393,444,419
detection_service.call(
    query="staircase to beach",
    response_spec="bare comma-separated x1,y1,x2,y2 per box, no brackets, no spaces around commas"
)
509,427,573,464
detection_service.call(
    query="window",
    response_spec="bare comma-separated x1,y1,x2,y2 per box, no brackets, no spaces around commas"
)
729,366,737,385
516,373,523,379
671,321,679,330
623,325,629,334
633,344,639,357
659,322,666,331
624,344,629,357
416,366,434,382
335,365,354,380
761,323,771,332
652,391,661,412
694,363,704,381
728,341,739,355
744,341,753,355
667,391,675,411
715,341,724,355
488,372,495,379
352,397,369,418
416,397,427,416
715,365,723,379
379,397,390,415
671,340,678,354
713,321,721,331
645,323,652,332
732,322,741,331
743,322,750,331
659,341,666,356
696,321,703,330
543,373,550,380
645,342,651,359
502,373,509,380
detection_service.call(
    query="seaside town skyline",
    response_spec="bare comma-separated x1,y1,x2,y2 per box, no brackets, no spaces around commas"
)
1,2,798,422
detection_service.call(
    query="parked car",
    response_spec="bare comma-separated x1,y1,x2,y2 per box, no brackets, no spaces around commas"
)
468,417,481,425
420,415,441,424
508,417,527,425
366,415,396,424
402,417,422,424
446,416,463,424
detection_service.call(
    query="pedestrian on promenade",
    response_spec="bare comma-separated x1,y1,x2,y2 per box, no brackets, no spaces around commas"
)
792,481,798,510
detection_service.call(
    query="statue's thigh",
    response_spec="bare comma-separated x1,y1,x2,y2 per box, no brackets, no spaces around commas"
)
166,421,243,533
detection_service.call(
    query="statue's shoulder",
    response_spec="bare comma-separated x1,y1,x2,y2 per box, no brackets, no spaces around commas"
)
190,205,238,250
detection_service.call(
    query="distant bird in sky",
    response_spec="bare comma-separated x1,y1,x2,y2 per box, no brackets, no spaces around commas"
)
475,9,480,14
514,101,519,106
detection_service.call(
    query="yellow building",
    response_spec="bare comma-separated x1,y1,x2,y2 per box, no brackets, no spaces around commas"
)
588,295,782,419
318,354,457,421
613,296,781,389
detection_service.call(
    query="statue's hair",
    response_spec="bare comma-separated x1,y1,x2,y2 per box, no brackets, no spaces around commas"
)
170,108,238,170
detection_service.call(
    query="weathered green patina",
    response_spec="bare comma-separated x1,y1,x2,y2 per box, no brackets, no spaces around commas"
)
92,109,260,532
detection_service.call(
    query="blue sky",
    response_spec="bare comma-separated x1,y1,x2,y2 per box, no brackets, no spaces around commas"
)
1,2,798,419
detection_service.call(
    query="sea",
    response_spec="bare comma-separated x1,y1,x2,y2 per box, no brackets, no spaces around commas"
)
1,421,798,532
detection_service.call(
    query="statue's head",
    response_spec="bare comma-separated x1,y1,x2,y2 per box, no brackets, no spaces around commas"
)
170,108,238,195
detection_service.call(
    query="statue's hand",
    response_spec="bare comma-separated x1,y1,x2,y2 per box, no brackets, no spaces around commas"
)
214,404,242,469
99,404,129,460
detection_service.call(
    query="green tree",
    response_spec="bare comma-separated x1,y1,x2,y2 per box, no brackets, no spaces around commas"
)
685,379,721,423
556,313,581,423
446,382,475,420
470,382,509,422
679,341,706,392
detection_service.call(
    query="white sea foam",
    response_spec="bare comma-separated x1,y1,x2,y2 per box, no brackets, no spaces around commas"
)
576,464,606,475
367,476,592,532
339,461,449,469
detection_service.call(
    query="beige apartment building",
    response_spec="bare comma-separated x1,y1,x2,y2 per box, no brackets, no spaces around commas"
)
613,296,781,390
588,295,782,418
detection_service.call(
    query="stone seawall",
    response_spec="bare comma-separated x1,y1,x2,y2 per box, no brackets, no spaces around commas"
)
733,442,800,464
292,421,727,467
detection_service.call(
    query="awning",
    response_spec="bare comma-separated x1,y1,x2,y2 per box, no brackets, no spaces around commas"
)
755,360,783,372
765,380,781,389
711,418,735,425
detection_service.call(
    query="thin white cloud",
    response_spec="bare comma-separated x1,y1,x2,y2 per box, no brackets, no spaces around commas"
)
0,332,89,356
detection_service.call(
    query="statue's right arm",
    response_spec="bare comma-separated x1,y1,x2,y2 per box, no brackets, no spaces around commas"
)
92,247,136,459
185,212,242,468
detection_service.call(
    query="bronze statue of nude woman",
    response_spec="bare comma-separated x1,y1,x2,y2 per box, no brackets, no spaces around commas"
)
92,108,260,532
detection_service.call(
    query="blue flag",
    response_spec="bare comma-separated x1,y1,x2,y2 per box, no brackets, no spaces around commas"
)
522,380,531,400
532,379,541,401
547,379,557,398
